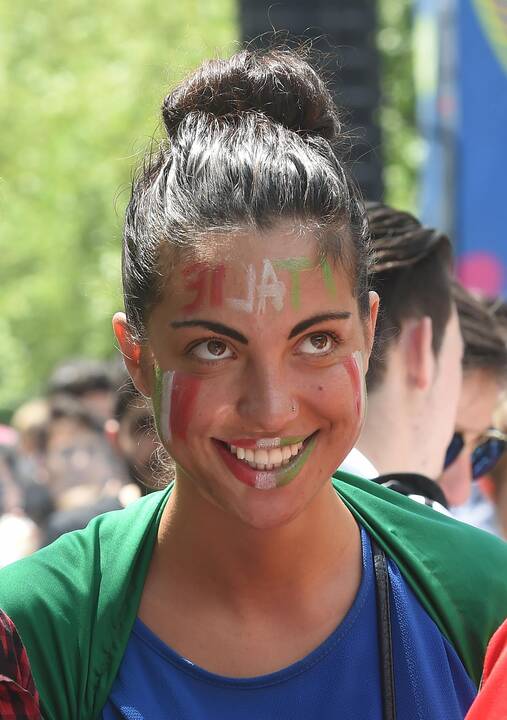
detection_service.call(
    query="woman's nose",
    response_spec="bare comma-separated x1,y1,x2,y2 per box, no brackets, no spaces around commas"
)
236,364,298,431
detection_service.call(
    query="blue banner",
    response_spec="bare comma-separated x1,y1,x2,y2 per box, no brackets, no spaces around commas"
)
417,0,507,297
455,0,507,296
415,0,457,237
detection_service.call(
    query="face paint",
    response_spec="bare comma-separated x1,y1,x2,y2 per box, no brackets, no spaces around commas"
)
153,365,174,444
342,351,366,426
182,264,208,313
215,434,317,490
180,257,338,316
153,365,201,444
320,258,337,297
182,263,226,313
256,259,285,314
227,436,306,449
274,257,313,310
210,265,226,307
227,264,256,313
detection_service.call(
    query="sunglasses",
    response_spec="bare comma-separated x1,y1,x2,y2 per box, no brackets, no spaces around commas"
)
444,428,507,479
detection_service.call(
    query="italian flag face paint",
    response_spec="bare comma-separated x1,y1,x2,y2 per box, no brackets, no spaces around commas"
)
342,351,366,427
254,434,318,489
216,433,318,491
153,365,201,446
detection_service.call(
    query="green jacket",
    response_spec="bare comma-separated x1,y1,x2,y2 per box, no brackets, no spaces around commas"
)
0,471,506,720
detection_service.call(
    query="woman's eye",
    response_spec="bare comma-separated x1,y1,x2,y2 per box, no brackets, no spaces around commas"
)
298,333,336,355
191,339,233,361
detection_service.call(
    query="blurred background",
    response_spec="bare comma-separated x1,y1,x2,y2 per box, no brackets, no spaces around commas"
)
1,0,506,557
2,0,507,417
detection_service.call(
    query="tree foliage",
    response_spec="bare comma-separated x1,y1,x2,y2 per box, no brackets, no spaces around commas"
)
0,0,417,416
377,0,420,212
0,0,237,414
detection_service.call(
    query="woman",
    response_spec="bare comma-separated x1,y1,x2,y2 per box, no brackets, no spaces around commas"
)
1,49,506,720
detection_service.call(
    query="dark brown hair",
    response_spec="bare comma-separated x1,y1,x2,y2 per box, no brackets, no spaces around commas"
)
453,283,507,381
122,48,370,339
365,202,454,392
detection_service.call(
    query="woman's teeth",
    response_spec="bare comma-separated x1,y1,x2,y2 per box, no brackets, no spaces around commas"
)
228,442,304,470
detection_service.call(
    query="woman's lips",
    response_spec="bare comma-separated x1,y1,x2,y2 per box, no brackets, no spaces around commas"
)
214,433,318,490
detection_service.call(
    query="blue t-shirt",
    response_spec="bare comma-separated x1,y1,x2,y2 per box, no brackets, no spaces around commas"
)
103,529,476,719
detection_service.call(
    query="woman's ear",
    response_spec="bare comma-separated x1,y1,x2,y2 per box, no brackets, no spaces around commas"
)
112,313,153,398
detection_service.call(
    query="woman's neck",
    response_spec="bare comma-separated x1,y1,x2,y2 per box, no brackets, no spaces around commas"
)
154,479,360,613
139,478,363,676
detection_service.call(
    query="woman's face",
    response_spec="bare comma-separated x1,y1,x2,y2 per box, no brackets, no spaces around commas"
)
118,224,378,529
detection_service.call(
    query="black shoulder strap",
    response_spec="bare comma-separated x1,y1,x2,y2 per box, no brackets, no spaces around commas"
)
372,538,396,720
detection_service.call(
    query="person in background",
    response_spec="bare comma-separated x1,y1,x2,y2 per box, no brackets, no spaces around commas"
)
47,357,117,425
0,443,41,568
9,400,55,532
454,391,507,539
341,202,463,512
0,608,41,719
441,285,507,509
477,443,507,539
42,394,130,544
105,377,160,493
10,399,49,477
451,295,507,536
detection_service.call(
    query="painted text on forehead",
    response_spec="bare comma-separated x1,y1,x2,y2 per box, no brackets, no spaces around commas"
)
179,257,338,316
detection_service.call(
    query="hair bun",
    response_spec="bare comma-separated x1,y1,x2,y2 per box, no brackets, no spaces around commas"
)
162,49,340,140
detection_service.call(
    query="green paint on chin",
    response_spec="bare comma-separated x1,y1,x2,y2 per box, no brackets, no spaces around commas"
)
276,434,317,487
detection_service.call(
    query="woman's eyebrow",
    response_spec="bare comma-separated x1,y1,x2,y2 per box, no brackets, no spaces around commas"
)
170,319,248,344
288,312,352,339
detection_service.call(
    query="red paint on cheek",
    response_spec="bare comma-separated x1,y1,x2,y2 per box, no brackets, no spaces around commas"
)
342,355,361,418
182,264,207,312
170,373,202,440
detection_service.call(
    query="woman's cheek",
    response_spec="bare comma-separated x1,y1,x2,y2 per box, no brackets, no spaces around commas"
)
153,366,202,445
341,351,366,427
314,352,366,433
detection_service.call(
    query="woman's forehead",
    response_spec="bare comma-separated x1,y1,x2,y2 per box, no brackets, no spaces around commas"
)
179,221,324,263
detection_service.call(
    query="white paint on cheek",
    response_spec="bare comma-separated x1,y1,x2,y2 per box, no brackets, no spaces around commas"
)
256,259,286,314
158,370,175,444
352,350,367,426
226,264,256,313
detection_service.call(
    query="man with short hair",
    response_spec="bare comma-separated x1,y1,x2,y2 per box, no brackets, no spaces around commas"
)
341,202,463,511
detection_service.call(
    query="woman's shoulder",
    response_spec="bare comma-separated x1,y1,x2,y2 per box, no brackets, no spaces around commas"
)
334,469,507,685
0,488,167,613
335,469,507,588
0,489,169,720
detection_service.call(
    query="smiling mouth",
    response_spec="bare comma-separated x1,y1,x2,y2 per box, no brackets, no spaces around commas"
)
226,439,305,470
214,432,318,489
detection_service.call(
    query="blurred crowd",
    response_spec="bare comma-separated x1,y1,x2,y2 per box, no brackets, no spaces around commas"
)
0,358,162,566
